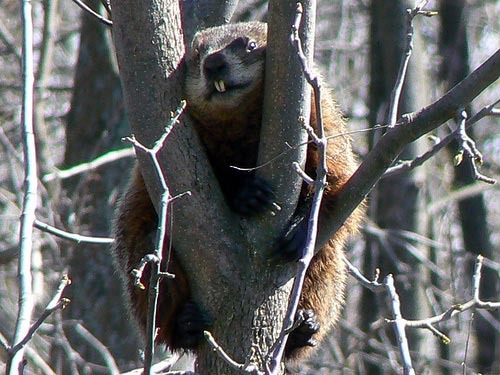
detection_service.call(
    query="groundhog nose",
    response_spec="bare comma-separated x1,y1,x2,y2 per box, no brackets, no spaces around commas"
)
203,52,228,80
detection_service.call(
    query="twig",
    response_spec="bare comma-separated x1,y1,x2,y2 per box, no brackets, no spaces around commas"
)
0,18,22,64
385,99,500,178
42,147,135,182
71,0,113,26
384,256,500,347
34,219,114,244
204,331,263,374
8,0,37,372
268,3,326,373
462,312,474,375
72,323,120,375
34,0,59,173
232,125,389,173
121,356,199,374
427,182,498,214
364,223,448,280
123,101,187,375
384,275,415,375
345,259,383,292
387,1,436,127
454,110,496,184
9,276,71,356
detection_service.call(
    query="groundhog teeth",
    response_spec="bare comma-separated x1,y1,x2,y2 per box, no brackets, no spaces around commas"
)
214,80,226,93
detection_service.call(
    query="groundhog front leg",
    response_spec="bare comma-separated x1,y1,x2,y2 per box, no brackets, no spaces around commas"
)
229,174,277,216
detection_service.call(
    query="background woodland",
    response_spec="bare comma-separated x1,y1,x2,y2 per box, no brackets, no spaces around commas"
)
0,0,499,374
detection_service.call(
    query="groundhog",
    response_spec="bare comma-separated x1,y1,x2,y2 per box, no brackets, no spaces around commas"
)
112,21,362,361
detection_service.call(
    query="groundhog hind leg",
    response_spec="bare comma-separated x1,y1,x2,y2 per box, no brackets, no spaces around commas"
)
113,169,211,352
284,240,347,360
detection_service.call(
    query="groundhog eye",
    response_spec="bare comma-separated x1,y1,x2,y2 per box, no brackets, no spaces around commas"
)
247,40,257,51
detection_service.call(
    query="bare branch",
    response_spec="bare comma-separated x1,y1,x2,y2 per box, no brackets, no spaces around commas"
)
123,102,187,375
385,256,500,345
345,259,384,292
384,275,415,375
33,219,114,244
268,3,325,372
0,18,22,64
72,323,120,375
72,0,113,26
9,276,71,357
454,110,496,184
204,331,263,375
319,48,500,250
8,0,37,372
42,147,135,182
387,1,436,126
385,99,500,177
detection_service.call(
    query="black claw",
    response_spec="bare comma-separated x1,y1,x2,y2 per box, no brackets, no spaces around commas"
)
285,309,321,356
269,216,308,264
230,175,276,216
172,301,213,349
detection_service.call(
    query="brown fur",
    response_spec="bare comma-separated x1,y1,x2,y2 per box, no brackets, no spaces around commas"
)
112,21,362,360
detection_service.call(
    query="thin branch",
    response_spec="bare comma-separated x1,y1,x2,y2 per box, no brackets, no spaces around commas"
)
454,110,496,184
34,219,114,244
122,101,187,375
233,125,389,173
72,323,120,375
384,255,500,347
268,3,325,372
24,346,57,375
204,331,262,374
385,99,500,177
0,18,22,64
34,0,60,174
384,275,415,375
387,1,435,127
8,0,37,372
428,181,498,214
72,0,113,26
319,47,500,251
9,276,71,356
345,259,383,292
42,147,135,182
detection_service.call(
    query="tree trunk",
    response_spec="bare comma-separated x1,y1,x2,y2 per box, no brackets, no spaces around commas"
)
110,0,318,373
61,0,137,368
362,1,430,372
438,1,498,372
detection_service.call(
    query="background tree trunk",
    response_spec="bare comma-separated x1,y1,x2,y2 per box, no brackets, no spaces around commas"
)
438,1,499,372
361,0,431,372
61,0,138,368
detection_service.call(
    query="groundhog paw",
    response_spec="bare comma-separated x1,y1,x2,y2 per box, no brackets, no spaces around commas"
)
285,309,320,356
269,216,308,263
172,300,213,350
231,175,277,216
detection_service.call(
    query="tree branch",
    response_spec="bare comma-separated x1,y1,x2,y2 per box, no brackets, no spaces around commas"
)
384,98,500,177
72,0,113,26
268,4,323,371
8,0,37,372
8,276,71,359
318,48,500,250
33,219,114,244
180,0,238,46
256,0,316,239
42,147,135,182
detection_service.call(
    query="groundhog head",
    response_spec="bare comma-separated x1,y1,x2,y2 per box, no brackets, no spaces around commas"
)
185,22,267,117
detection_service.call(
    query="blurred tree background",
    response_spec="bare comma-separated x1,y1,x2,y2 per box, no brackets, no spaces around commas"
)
0,0,498,373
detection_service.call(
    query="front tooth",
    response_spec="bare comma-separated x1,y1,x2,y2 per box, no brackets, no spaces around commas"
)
214,80,226,93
